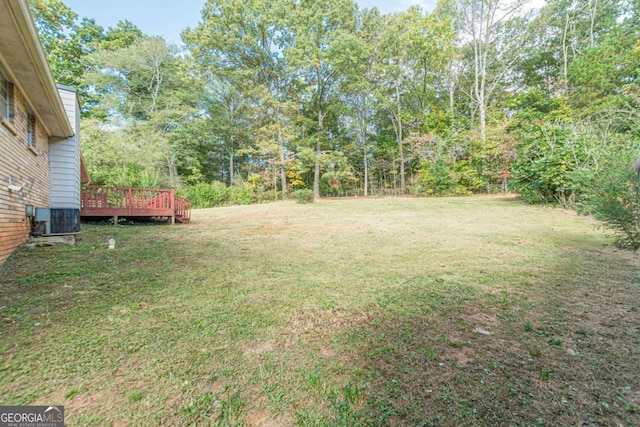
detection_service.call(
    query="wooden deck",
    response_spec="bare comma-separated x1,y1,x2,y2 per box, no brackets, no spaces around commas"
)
81,186,192,224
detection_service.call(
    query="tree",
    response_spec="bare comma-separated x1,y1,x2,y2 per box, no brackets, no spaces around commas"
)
286,0,358,198
519,0,621,95
30,1,145,116
339,8,385,196
376,3,457,191
568,22,640,123
378,11,411,191
184,0,297,195
456,0,528,142
84,36,201,188
30,0,97,86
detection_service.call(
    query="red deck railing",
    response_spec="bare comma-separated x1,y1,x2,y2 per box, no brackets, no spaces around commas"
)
174,195,192,222
81,185,192,223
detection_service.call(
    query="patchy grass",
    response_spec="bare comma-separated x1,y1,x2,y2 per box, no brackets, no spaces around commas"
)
0,196,639,426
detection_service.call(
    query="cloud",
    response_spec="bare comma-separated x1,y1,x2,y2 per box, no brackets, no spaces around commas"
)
400,0,437,11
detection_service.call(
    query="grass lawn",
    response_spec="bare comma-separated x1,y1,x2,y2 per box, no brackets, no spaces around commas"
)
1,196,639,426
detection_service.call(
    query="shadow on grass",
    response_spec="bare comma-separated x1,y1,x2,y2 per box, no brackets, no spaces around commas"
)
311,250,640,426
0,222,283,421
1,211,639,426
0,223,199,399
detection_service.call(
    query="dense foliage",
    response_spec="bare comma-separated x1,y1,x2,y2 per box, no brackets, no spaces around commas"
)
30,0,640,246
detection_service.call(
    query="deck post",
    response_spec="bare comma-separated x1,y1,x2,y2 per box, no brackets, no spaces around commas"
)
128,187,133,216
170,190,175,225
113,215,118,224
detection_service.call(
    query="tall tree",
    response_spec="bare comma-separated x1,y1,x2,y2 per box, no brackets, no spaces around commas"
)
84,37,200,188
340,8,384,196
378,10,411,191
377,4,456,191
184,0,295,193
286,0,358,198
86,37,178,119
456,0,528,142
30,1,145,116
30,0,100,86
519,0,621,95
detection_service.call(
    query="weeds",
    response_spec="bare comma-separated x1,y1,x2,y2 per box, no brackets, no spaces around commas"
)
65,384,83,400
127,390,144,403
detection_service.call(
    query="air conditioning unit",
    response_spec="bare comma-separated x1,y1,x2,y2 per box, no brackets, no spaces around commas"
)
34,208,80,235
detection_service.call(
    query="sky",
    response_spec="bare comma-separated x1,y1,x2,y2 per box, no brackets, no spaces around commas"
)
62,0,436,46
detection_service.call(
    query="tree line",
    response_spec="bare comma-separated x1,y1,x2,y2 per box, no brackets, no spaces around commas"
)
31,0,640,246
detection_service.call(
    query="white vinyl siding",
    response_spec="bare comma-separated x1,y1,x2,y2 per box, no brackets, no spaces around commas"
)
49,87,81,209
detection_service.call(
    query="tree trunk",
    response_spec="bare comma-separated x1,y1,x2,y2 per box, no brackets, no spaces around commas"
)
480,11,489,144
314,117,322,199
479,95,486,143
167,151,178,188
392,159,397,190
274,167,278,192
229,136,235,186
395,83,405,191
562,13,570,91
314,69,323,200
314,155,321,198
277,126,287,199
588,0,598,48
449,76,455,113
474,34,487,143
362,102,368,197
363,134,368,197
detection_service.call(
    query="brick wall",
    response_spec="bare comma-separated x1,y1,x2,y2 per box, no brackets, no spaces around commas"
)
0,85,50,264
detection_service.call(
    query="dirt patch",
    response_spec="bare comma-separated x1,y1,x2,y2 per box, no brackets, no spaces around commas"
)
249,295,272,304
247,411,270,426
450,347,474,366
467,311,498,328
319,347,335,358
243,341,275,356
249,413,295,427
35,390,113,424
288,305,382,338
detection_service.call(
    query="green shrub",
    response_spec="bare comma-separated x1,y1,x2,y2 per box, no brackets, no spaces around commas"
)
414,158,487,197
292,189,315,204
320,170,357,197
415,159,455,196
184,182,228,208
510,122,593,206
228,185,253,205
183,181,281,208
581,160,640,250
254,189,280,203
452,161,484,195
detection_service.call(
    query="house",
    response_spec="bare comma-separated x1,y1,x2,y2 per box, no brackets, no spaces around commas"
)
0,0,87,265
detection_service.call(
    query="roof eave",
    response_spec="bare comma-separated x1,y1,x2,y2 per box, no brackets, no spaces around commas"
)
4,0,74,138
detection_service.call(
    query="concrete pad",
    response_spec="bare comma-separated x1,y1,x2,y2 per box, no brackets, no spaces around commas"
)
27,235,75,246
